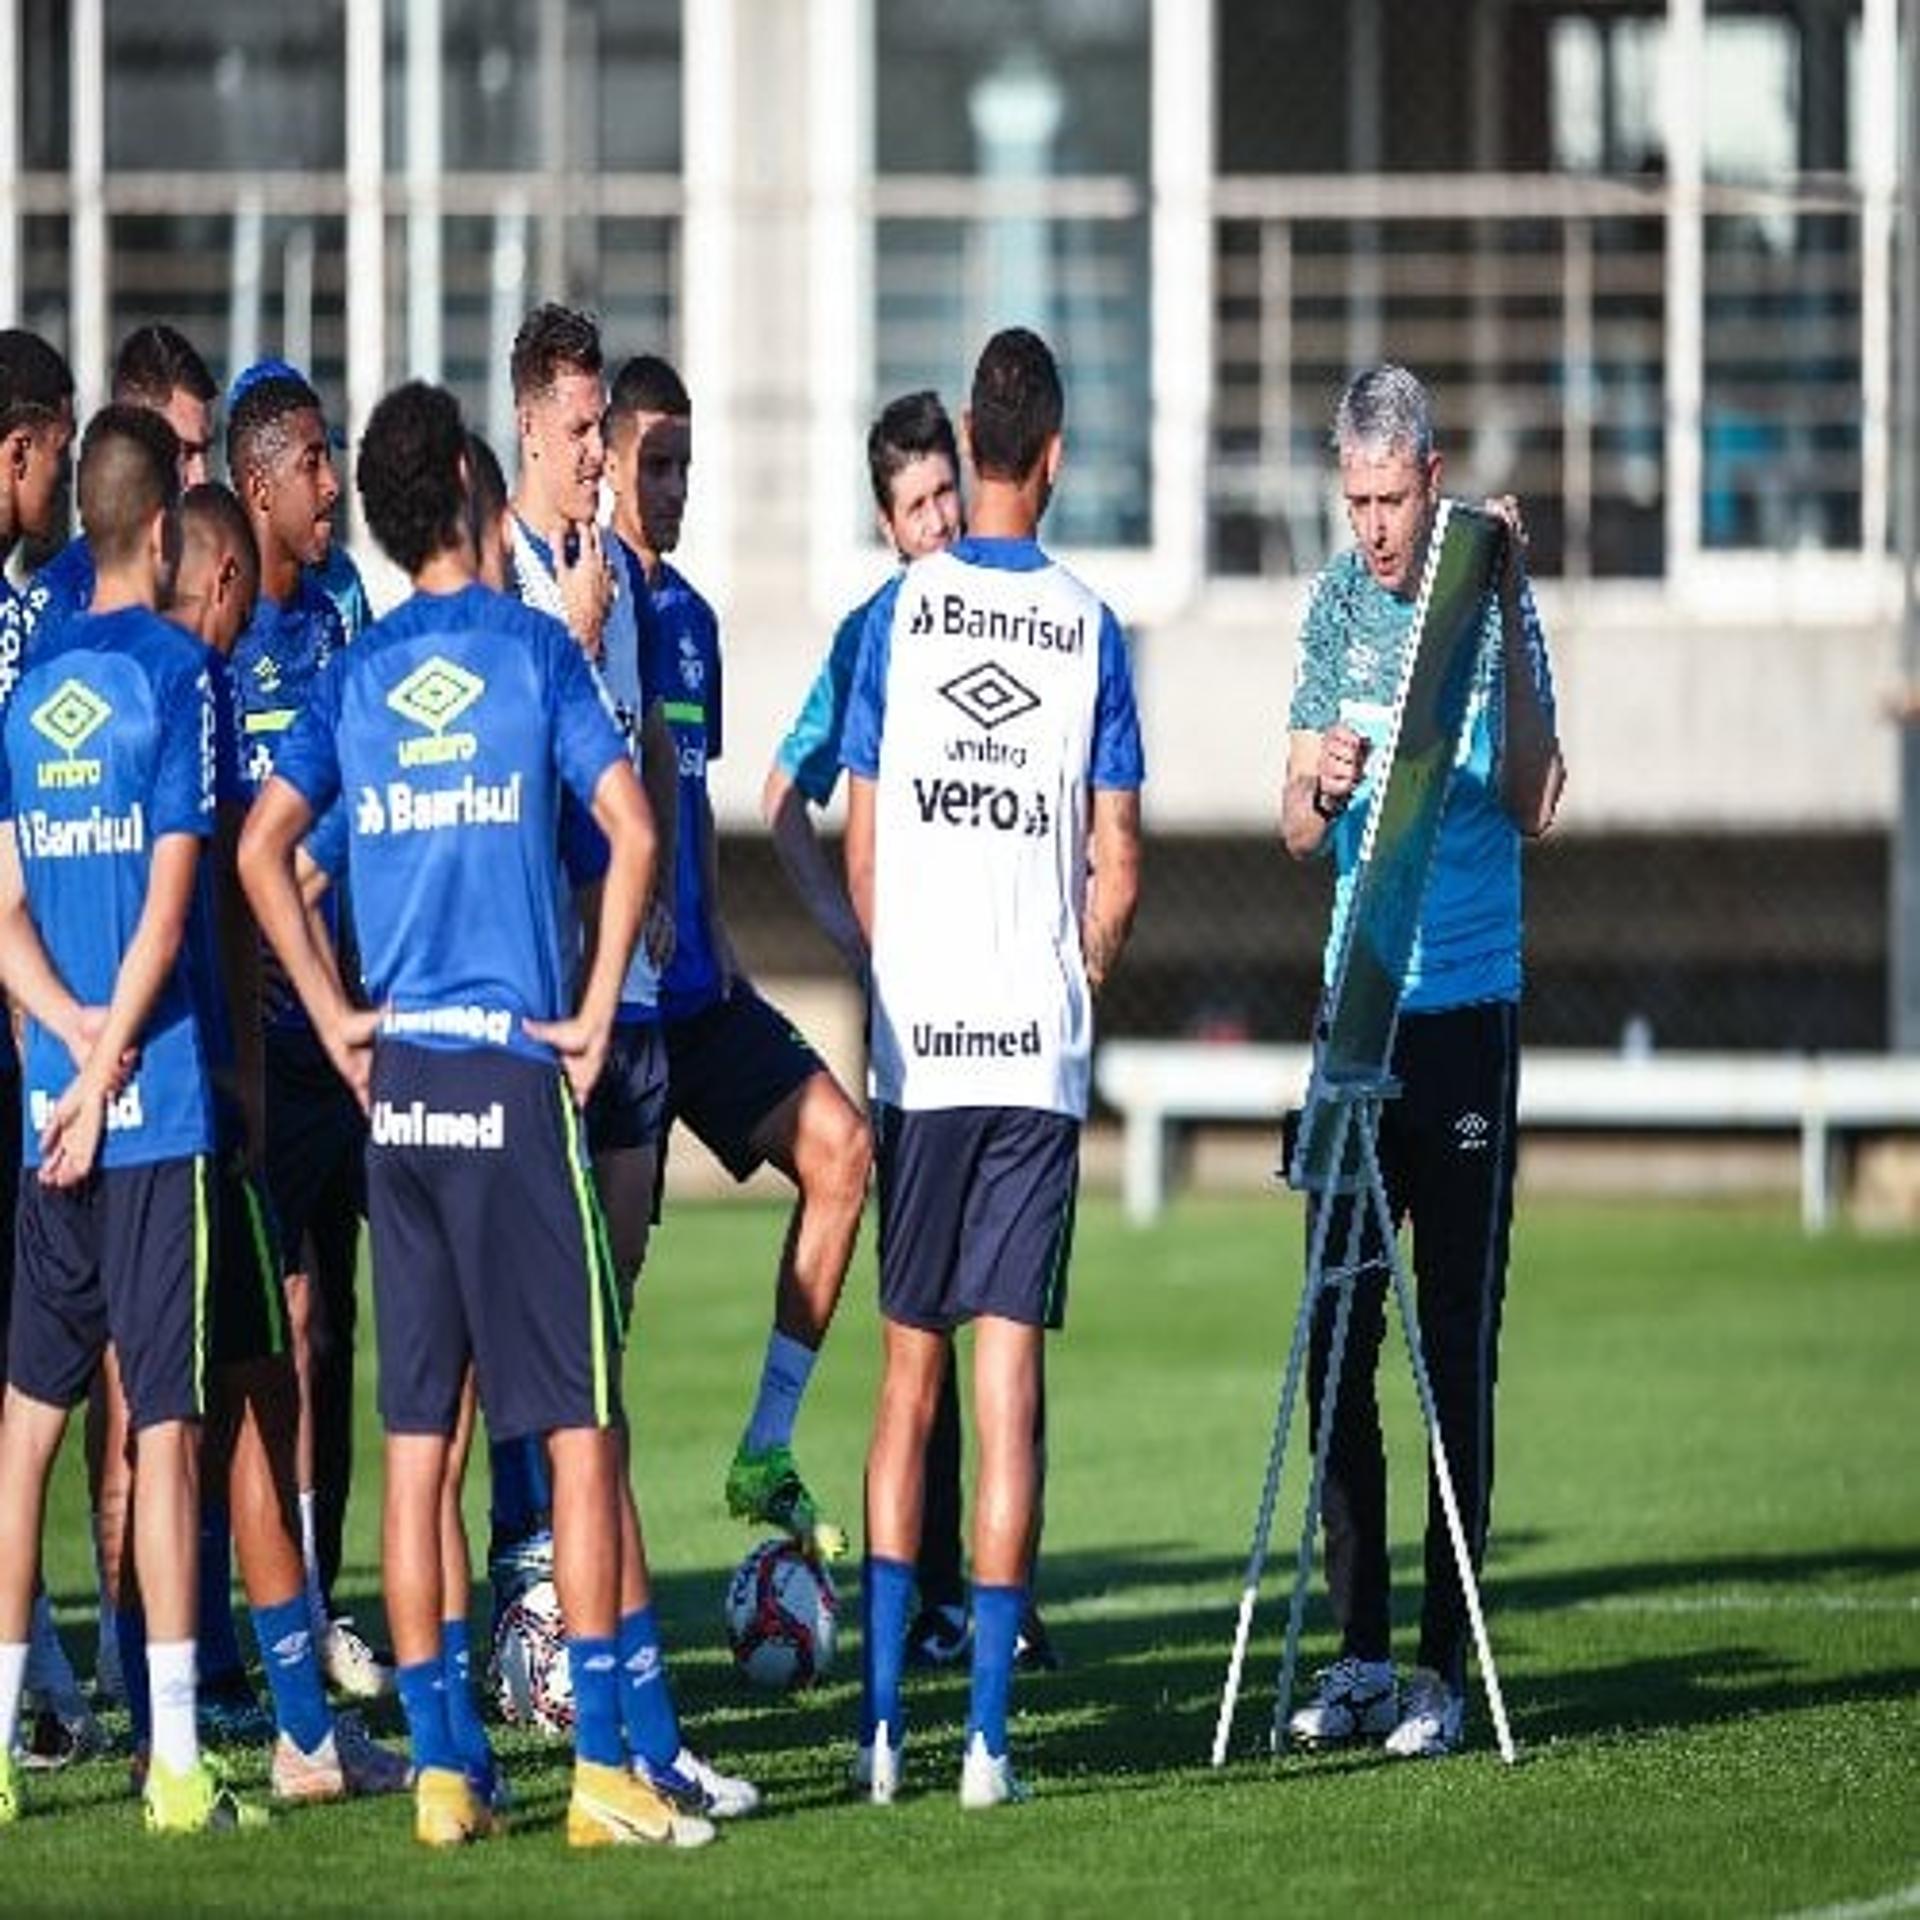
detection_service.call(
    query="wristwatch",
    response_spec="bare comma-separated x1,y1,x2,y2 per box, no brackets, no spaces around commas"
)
1311,783,1346,821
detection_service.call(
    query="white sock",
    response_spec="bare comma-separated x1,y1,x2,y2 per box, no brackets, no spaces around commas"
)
743,1330,818,1453
0,1642,28,1755
148,1639,199,1776
25,1589,83,1712
298,1490,328,1634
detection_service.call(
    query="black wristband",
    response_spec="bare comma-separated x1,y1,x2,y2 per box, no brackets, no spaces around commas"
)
1311,783,1346,822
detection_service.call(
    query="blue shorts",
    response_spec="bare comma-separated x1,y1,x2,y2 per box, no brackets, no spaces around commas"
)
8,1156,215,1430
212,1151,289,1368
585,1020,670,1156
365,1042,623,1442
664,983,824,1180
265,1025,366,1275
872,1105,1080,1333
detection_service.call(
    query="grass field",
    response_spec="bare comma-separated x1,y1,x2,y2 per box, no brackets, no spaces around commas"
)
11,1193,1920,1916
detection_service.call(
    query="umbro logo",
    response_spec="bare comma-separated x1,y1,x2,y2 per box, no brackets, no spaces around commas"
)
1454,1111,1491,1152
939,660,1041,734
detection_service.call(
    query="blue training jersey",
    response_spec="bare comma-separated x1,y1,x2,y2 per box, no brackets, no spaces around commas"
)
1288,546,1558,1013
0,606,216,1168
646,558,726,1022
776,586,883,808
270,582,626,1064
17,536,97,658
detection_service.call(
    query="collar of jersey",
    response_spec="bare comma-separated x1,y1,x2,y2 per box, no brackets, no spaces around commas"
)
950,534,1047,573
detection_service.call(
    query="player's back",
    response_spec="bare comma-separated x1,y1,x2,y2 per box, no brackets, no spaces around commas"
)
1,606,214,1165
303,582,621,1060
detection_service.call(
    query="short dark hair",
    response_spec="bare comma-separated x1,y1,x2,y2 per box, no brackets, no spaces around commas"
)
357,380,468,576
0,327,75,439
607,353,691,428
967,327,1062,484
78,404,180,568
227,372,322,486
867,390,958,513
112,323,217,409
180,480,260,593
510,304,603,405
463,430,507,547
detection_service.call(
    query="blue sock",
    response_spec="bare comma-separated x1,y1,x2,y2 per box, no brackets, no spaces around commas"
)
968,1583,1024,1756
861,1556,915,1744
116,1604,150,1750
616,1607,681,1769
440,1618,494,1780
568,1636,623,1768
487,1436,551,1552
197,1502,246,1681
252,1595,331,1753
396,1654,459,1775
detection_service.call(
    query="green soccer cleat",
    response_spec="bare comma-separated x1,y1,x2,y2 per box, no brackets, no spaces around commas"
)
725,1444,847,1561
0,1749,20,1826
144,1754,269,1835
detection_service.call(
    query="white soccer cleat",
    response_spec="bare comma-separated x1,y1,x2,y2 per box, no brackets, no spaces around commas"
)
958,1731,1028,1810
1383,1667,1465,1759
271,1712,412,1802
850,1719,904,1806
1285,1656,1399,1749
321,1616,395,1700
636,1746,761,1820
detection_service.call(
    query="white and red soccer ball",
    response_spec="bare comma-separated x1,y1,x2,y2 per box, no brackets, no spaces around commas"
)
489,1577,575,1735
724,1539,838,1690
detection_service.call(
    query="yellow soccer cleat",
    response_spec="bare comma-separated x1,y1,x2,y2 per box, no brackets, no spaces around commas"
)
414,1764,498,1848
566,1760,715,1850
143,1755,269,1835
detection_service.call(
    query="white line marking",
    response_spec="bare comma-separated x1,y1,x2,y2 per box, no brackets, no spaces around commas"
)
1778,1876,1920,1919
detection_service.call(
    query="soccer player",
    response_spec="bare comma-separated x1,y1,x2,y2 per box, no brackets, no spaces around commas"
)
17,322,218,653
0,405,262,1833
608,351,872,1561
1280,363,1563,1759
764,389,1057,1672
843,327,1143,1807
239,378,712,1849
227,360,387,1699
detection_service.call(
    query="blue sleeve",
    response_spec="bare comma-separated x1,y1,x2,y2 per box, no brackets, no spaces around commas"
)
1288,562,1350,733
706,611,724,763
23,540,93,651
838,578,900,781
632,574,667,712
546,619,627,809
1091,608,1145,790
777,602,872,806
207,654,246,808
151,653,216,840
271,660,345,819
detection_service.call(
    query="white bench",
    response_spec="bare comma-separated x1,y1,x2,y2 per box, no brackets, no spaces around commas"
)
1094,1041,1920,1232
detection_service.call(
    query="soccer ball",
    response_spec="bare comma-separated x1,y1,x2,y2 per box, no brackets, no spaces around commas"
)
488,1577,575,1736
724,1539,838,1690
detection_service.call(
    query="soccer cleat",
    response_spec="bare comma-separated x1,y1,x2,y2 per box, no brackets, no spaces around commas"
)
0,1749,19,1825
20,1696,109,1772
1015,1606,1062,1674
958,1730,1029,1810
1383,1666,1465,1759
143,1754,269,1834
198,1672,276,1748
567,1759,715,1850
1285,1656,1399,1749
414,1764,497,1848
321,1615,395,1700
905,1602,970,1669
849,1719,904,1806
270,1712,412,1802
725,1443,847,1562
635,1746,761,1820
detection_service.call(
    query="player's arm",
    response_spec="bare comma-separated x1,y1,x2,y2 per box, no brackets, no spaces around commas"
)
40,832,202,1187
844,773,877,948
1281,725,1368,861
528,758,656,1105
1482,495,1565,838
1083,787,1142,993
764,763,867,984
238,775,375,1109
0,821,91,1062
212,797,267,1168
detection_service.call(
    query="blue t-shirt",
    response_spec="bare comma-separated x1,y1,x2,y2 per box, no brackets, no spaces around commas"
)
776,587,881,807
644,557,727,1022
1288,546,1557,1013
0,606,216,1168
231,574,347,799
18,537,96,657
270,583,626,1064
840,536,1145,792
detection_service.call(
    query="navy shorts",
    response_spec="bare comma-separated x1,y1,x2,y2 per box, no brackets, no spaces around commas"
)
664,984,825,1180
585,1020,671,1156
872,1105,1080,1333
8,1156,214,1429
212,1151,289,1368
365,1041,623,1443
0,1062,20,1372
265,1025,367,1274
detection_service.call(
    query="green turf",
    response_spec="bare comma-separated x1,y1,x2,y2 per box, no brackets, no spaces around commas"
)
15,1195,1920,1916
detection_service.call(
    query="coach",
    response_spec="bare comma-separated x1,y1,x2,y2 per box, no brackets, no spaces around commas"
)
1281,362,1564,1759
